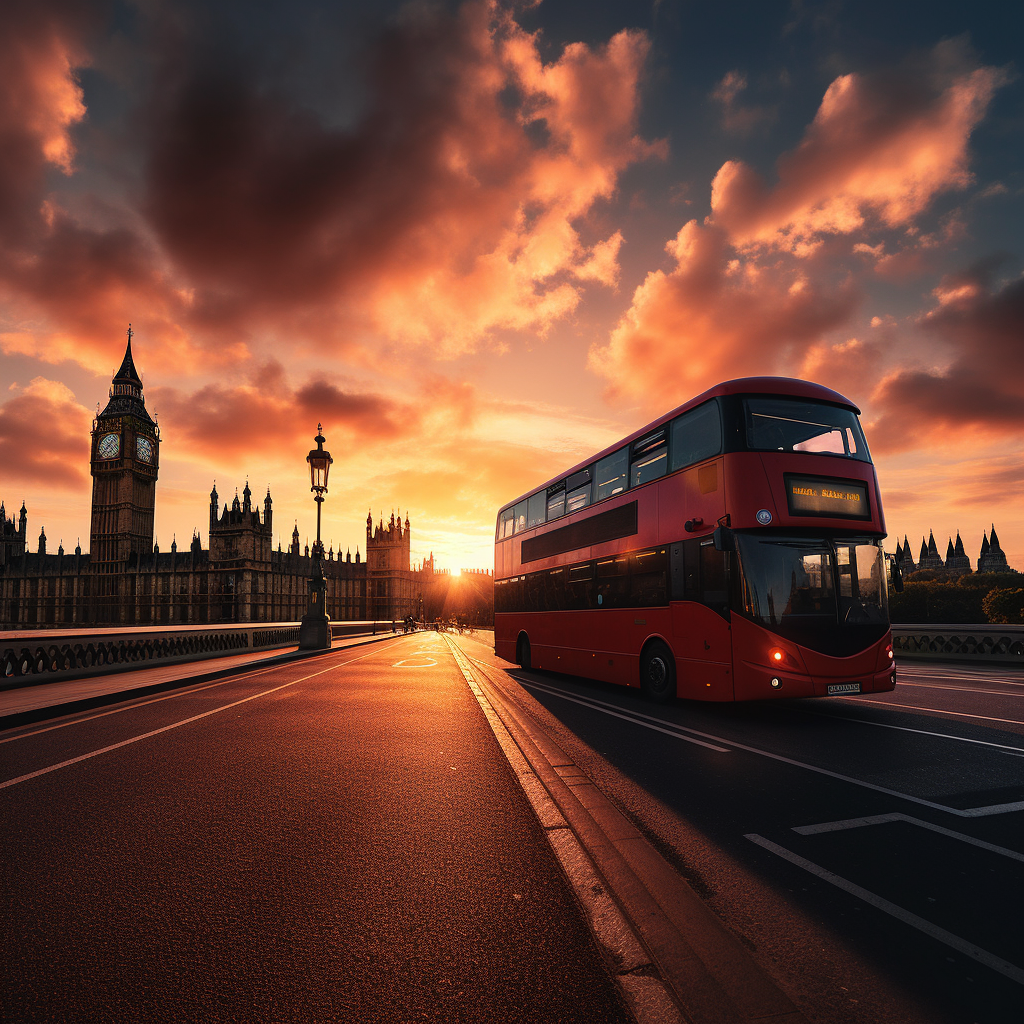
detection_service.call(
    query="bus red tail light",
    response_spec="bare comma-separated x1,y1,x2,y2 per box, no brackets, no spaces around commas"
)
769,647,785,665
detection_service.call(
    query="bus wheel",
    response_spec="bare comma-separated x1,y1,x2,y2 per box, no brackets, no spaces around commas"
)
517,634,532,671
641,641,676,703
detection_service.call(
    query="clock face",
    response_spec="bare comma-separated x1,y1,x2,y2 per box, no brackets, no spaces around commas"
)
98,432,120,459
136,435,154,463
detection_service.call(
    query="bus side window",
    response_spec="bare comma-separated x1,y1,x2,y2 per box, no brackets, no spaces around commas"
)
630,430,667,487
546,483,566,521
565,467,592,513
670,401,723,472
595,448,628,501
630,548,668,607
596,555,629,608
568,563,596,610
700,540,730,618
545,568,566,611
512,499,528,534
498,508,515,540
526,491,546,529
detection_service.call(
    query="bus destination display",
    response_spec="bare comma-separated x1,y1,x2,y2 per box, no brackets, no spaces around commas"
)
784,475,870,519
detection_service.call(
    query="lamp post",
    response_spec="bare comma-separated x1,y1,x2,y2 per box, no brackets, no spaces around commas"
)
299,424,334,650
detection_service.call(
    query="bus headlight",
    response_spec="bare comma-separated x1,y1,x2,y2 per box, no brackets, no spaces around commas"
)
770,678,781,688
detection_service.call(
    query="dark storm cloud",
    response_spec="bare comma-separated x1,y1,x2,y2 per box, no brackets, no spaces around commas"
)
871,268,1024,450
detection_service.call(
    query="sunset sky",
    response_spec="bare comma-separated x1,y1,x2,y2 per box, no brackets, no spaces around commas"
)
2,0,1022,573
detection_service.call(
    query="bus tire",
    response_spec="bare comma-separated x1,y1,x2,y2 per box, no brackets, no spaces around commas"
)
517,634,532,671
641,641,676,703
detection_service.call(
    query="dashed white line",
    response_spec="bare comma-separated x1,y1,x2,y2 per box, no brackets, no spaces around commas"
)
842,698,1024,727
745,833,1024,987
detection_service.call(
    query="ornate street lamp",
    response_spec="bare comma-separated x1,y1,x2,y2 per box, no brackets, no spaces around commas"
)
299,424,334,650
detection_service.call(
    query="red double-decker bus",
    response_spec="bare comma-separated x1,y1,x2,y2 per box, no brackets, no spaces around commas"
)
493,377,899,702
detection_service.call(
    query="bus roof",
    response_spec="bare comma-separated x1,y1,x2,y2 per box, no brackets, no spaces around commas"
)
499,376,862,515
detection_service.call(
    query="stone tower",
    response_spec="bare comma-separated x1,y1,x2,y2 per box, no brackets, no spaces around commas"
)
89,326,160,569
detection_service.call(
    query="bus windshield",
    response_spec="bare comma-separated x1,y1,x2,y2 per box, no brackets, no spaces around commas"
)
743,397,871,463
734,534,888,653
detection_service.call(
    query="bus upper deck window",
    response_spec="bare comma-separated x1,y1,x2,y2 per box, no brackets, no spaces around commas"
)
595,448,628,501
512,499,528,534
498,507,515,540
670,401,722,471
526,491,546,529
631,430,667,487
546,483,566,521
743,397,871,463
565,467,592,513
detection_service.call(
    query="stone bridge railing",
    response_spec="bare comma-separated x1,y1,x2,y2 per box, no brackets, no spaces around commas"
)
1,620,398,687
892,623,1024,665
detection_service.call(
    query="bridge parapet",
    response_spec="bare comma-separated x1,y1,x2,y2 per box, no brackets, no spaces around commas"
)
1,621,395,687
892,623,1024,664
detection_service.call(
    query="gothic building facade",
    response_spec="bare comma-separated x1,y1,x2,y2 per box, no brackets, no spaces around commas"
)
894,526,1013,577
0,333,433,629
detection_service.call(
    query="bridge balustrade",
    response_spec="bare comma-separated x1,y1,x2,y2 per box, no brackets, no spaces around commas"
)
1,621,397,687
892,623,1024,664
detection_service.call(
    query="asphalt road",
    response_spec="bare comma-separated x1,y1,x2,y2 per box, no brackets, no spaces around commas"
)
1,633,633,1023
451,634,1024,1024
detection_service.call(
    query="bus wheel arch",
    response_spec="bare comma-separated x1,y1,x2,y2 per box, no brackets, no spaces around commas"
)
640,638,676,703
516,632,532,671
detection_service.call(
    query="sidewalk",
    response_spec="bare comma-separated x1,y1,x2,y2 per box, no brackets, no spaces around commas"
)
0,631,399,728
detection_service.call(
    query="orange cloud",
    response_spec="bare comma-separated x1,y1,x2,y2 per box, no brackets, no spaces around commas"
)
589,220,858,404
149,365,421,464
0,378,92,487
710,42,1005,254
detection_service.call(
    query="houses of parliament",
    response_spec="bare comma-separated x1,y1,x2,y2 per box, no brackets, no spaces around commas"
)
0,334,439,628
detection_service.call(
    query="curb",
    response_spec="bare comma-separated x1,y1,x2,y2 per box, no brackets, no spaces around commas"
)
443,634,811,1024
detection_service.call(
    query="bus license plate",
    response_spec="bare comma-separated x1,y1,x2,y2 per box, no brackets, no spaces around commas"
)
827,682,861,695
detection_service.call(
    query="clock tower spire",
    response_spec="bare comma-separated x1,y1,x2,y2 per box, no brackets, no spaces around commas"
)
89,325,161,595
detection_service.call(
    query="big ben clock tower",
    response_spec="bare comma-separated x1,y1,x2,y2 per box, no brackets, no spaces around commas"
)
90,326,161,572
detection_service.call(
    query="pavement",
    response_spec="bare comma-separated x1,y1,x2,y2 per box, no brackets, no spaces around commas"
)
0,630,407,727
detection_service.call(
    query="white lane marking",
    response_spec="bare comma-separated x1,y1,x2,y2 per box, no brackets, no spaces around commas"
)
792,812,1024,861
392,658,438,668
896,681,1024,697
745,834,1024,987
0,640,407,790
0,638,409,744
790,707,1024,755
514,678,730,753
513,676,1024,817
898,671,1024,687
0,677,246,744
843,698,1024,728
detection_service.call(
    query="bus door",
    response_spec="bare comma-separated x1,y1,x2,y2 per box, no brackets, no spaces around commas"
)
670,539,734,699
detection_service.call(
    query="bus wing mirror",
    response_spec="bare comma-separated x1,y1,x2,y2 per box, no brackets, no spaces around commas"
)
713,526,734,552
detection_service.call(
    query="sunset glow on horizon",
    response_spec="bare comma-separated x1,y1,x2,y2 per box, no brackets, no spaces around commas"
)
1,1,1022,574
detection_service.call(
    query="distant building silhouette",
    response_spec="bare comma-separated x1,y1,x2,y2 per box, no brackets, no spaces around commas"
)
977,526,1009,573
895,524,1016,578
0,331,456,628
